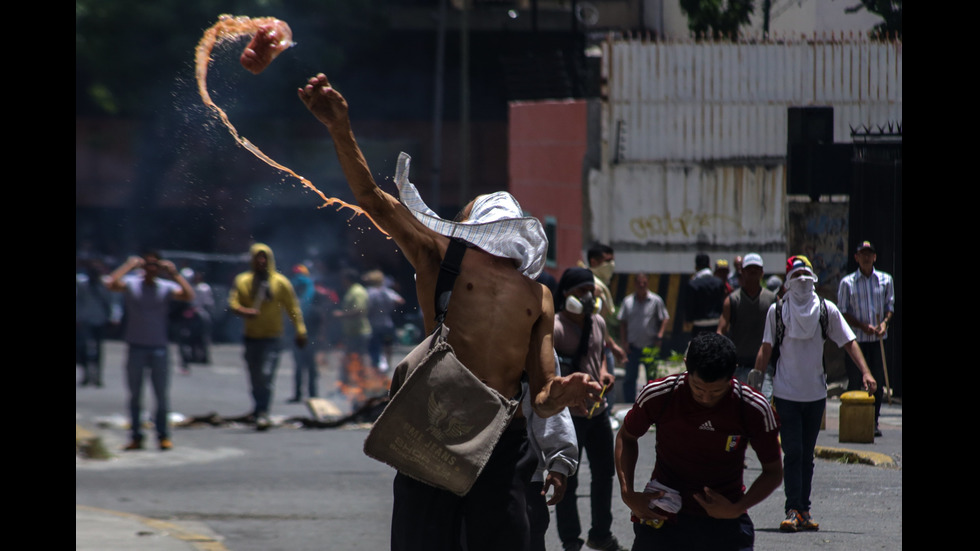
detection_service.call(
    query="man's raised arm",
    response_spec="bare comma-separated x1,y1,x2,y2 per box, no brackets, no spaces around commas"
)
298,73,434,268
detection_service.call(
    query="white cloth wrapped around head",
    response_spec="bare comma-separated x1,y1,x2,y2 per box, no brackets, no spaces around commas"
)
783,254,820,339
466,192,524,225
394,152,547,279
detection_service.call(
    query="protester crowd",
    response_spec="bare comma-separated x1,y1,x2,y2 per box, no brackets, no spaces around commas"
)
76,249,412,416
76,68,895,551
76,233,894,551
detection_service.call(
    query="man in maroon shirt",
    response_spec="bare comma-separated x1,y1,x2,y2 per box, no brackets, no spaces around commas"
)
614,333,782,550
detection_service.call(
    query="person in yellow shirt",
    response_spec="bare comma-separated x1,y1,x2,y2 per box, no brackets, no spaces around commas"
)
333,268,372,384
228,243,307,430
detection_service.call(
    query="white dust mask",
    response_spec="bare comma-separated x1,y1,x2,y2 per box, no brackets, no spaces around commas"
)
565,292,599,315
787,275,815,300
593,261,615,285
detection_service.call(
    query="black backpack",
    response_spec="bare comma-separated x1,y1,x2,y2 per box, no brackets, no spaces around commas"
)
771,297,828,371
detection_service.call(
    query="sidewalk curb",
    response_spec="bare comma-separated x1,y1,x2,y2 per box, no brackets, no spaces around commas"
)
76,505,228,551
814,445,896,468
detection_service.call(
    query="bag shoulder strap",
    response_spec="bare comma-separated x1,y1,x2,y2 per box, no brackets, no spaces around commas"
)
434,238,468,326
819,297,828,340
774,297,784,345
772,296,829,370
772,298,784,370
429,238,527,403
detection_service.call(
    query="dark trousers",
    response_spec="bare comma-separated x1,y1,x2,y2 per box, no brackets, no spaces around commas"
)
76,322,105,385
845,340,886,423
623,345,645,405
292,343,319,399
243,337,282,417
631,513,754,551
556,410,616,546
526,480,550,551
391,420,535,551
125,345,171,442
774,397,825,514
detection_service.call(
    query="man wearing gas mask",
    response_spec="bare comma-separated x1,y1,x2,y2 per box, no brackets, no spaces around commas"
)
553,267,627,551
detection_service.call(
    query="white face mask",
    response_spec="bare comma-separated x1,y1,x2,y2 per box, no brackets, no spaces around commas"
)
565,292,601,315
592,261,615,285
787,275,816,299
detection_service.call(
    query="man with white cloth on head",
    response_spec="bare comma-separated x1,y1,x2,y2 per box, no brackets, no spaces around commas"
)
751,255,877,534
299,72,603,551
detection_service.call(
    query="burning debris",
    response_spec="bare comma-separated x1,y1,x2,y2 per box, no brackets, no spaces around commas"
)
335,352,391,413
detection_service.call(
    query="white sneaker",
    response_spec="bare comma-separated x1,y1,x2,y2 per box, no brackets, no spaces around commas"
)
256,415,271,431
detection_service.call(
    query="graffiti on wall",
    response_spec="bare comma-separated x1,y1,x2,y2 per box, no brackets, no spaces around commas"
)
787,201,849,299
628,209,746,240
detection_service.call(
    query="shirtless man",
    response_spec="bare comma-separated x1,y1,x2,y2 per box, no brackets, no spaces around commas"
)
298,73,602,551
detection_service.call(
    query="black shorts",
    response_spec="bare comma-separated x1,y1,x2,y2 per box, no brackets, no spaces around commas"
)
632,512,754,551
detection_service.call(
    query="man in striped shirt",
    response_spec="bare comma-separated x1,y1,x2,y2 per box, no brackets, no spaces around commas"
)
837,240,895,437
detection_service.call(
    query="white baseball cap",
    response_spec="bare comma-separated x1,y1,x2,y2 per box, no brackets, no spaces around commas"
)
743,253,764,269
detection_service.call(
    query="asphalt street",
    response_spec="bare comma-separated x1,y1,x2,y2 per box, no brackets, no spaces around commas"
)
77,340,902,551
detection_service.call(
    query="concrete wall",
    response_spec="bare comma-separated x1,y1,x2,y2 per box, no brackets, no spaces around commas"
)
787,198,850,382
509,99,590,278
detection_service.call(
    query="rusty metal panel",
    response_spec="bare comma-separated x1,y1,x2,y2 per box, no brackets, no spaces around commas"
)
602,38,902,163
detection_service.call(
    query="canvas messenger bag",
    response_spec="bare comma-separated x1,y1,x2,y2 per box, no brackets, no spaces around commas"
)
363,239,521,496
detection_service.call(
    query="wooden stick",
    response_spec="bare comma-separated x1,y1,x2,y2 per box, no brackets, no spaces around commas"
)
879,337,893,405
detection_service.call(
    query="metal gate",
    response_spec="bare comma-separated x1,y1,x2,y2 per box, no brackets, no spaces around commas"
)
848,126,902,398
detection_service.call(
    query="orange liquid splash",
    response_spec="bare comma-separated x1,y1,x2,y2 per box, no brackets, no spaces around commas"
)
194,14,386,234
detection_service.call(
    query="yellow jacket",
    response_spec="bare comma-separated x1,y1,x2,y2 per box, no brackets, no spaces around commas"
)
228,243,307,340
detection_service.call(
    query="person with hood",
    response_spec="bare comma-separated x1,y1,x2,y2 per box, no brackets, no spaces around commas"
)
298,72,602,551
751,255,876,533
228,243,307,431
288,264,319,403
